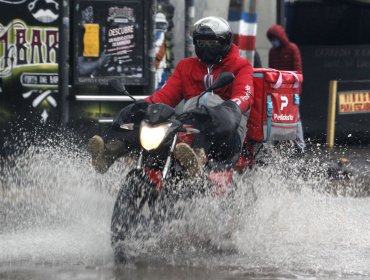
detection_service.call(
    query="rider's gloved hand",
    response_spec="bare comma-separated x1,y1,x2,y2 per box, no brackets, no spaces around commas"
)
189,105,211,121
202,100,242,139
113,100,148,131
130,99,149,120
186,105,213,132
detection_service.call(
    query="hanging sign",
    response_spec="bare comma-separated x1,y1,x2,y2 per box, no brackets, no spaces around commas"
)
83,23,100,57
73,0,149,85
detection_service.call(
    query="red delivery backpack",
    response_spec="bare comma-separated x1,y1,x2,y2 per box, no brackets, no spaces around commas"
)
246,68,303,143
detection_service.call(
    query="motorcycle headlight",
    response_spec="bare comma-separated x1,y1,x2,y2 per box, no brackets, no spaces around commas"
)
140,121,172,151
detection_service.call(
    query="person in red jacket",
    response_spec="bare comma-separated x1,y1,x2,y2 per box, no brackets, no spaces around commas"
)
88,16,254,176
266,24,305,152
267,24,302,72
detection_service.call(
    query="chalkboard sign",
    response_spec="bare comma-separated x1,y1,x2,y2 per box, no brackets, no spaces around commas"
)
73,0,149,85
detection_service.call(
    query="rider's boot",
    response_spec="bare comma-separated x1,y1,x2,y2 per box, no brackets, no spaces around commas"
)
88,135,126,174
174,143,206,178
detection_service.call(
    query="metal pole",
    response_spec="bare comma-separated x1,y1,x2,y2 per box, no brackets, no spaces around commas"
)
185,0,194,57
241,0,256,64
249,0,256,66
326,80,338,149
59,0,70,127
276,0,285,26
74,95,149,101
148,0,157,94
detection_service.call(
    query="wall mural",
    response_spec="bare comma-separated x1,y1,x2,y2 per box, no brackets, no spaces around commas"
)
0,0,175,130
0,0,59,125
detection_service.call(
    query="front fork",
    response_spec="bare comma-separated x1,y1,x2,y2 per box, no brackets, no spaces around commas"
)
162,133,178,180
135,133,179,189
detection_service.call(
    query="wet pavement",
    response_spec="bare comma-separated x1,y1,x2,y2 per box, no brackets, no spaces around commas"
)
0,141,369,279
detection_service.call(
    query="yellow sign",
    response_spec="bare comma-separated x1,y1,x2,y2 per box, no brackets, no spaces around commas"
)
338,91,370,114
83,23,100,57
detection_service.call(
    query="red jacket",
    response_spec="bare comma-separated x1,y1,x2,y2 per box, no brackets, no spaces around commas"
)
267,25,302,72
146,44,254,113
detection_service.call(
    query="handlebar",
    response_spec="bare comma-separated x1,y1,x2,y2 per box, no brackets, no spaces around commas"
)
176,108,211,123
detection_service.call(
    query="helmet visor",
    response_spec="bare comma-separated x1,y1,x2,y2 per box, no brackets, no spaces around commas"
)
195,39,221,48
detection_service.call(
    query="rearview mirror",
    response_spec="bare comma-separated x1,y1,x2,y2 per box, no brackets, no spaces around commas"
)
109,79,125,93
109,78,136,102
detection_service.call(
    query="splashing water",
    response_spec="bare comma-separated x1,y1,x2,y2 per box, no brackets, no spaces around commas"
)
0,139,370,279
0,139,122,265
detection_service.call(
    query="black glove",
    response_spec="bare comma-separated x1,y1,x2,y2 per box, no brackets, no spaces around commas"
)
130,99,149,120
188,106,212,122
182,105,213,132
202,100,242,139
112,100,148,131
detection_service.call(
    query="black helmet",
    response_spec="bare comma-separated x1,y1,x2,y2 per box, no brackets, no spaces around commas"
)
192,16,232,65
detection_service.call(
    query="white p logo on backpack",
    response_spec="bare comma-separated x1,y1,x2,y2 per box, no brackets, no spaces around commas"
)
280,96,288,111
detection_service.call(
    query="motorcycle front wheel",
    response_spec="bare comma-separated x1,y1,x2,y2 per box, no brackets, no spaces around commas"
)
110,169,159,263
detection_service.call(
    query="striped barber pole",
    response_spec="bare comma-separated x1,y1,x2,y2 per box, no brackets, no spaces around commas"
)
228,9,257,62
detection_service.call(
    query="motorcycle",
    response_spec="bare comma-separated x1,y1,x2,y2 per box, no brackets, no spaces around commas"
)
109,72,243,263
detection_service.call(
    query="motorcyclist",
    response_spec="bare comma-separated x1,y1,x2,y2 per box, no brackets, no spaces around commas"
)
88,16,254,177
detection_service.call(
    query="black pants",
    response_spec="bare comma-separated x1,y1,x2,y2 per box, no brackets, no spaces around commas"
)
192,129,242,165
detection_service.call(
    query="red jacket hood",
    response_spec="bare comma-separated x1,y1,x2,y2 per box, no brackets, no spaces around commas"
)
266,24,289,46
222,43,240,63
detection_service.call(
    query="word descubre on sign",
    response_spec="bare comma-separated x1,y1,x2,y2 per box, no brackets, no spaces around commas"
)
338,91,370,114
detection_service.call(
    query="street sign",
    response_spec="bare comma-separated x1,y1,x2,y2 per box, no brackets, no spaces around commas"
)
338,91,370,114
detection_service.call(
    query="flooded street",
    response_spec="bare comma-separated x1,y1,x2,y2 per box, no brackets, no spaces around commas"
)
0,140,369,279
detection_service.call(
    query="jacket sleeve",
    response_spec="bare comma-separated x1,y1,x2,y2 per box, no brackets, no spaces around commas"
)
268,49,273,68
229,60,254,112
145,60,185,107
291,43,302,72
